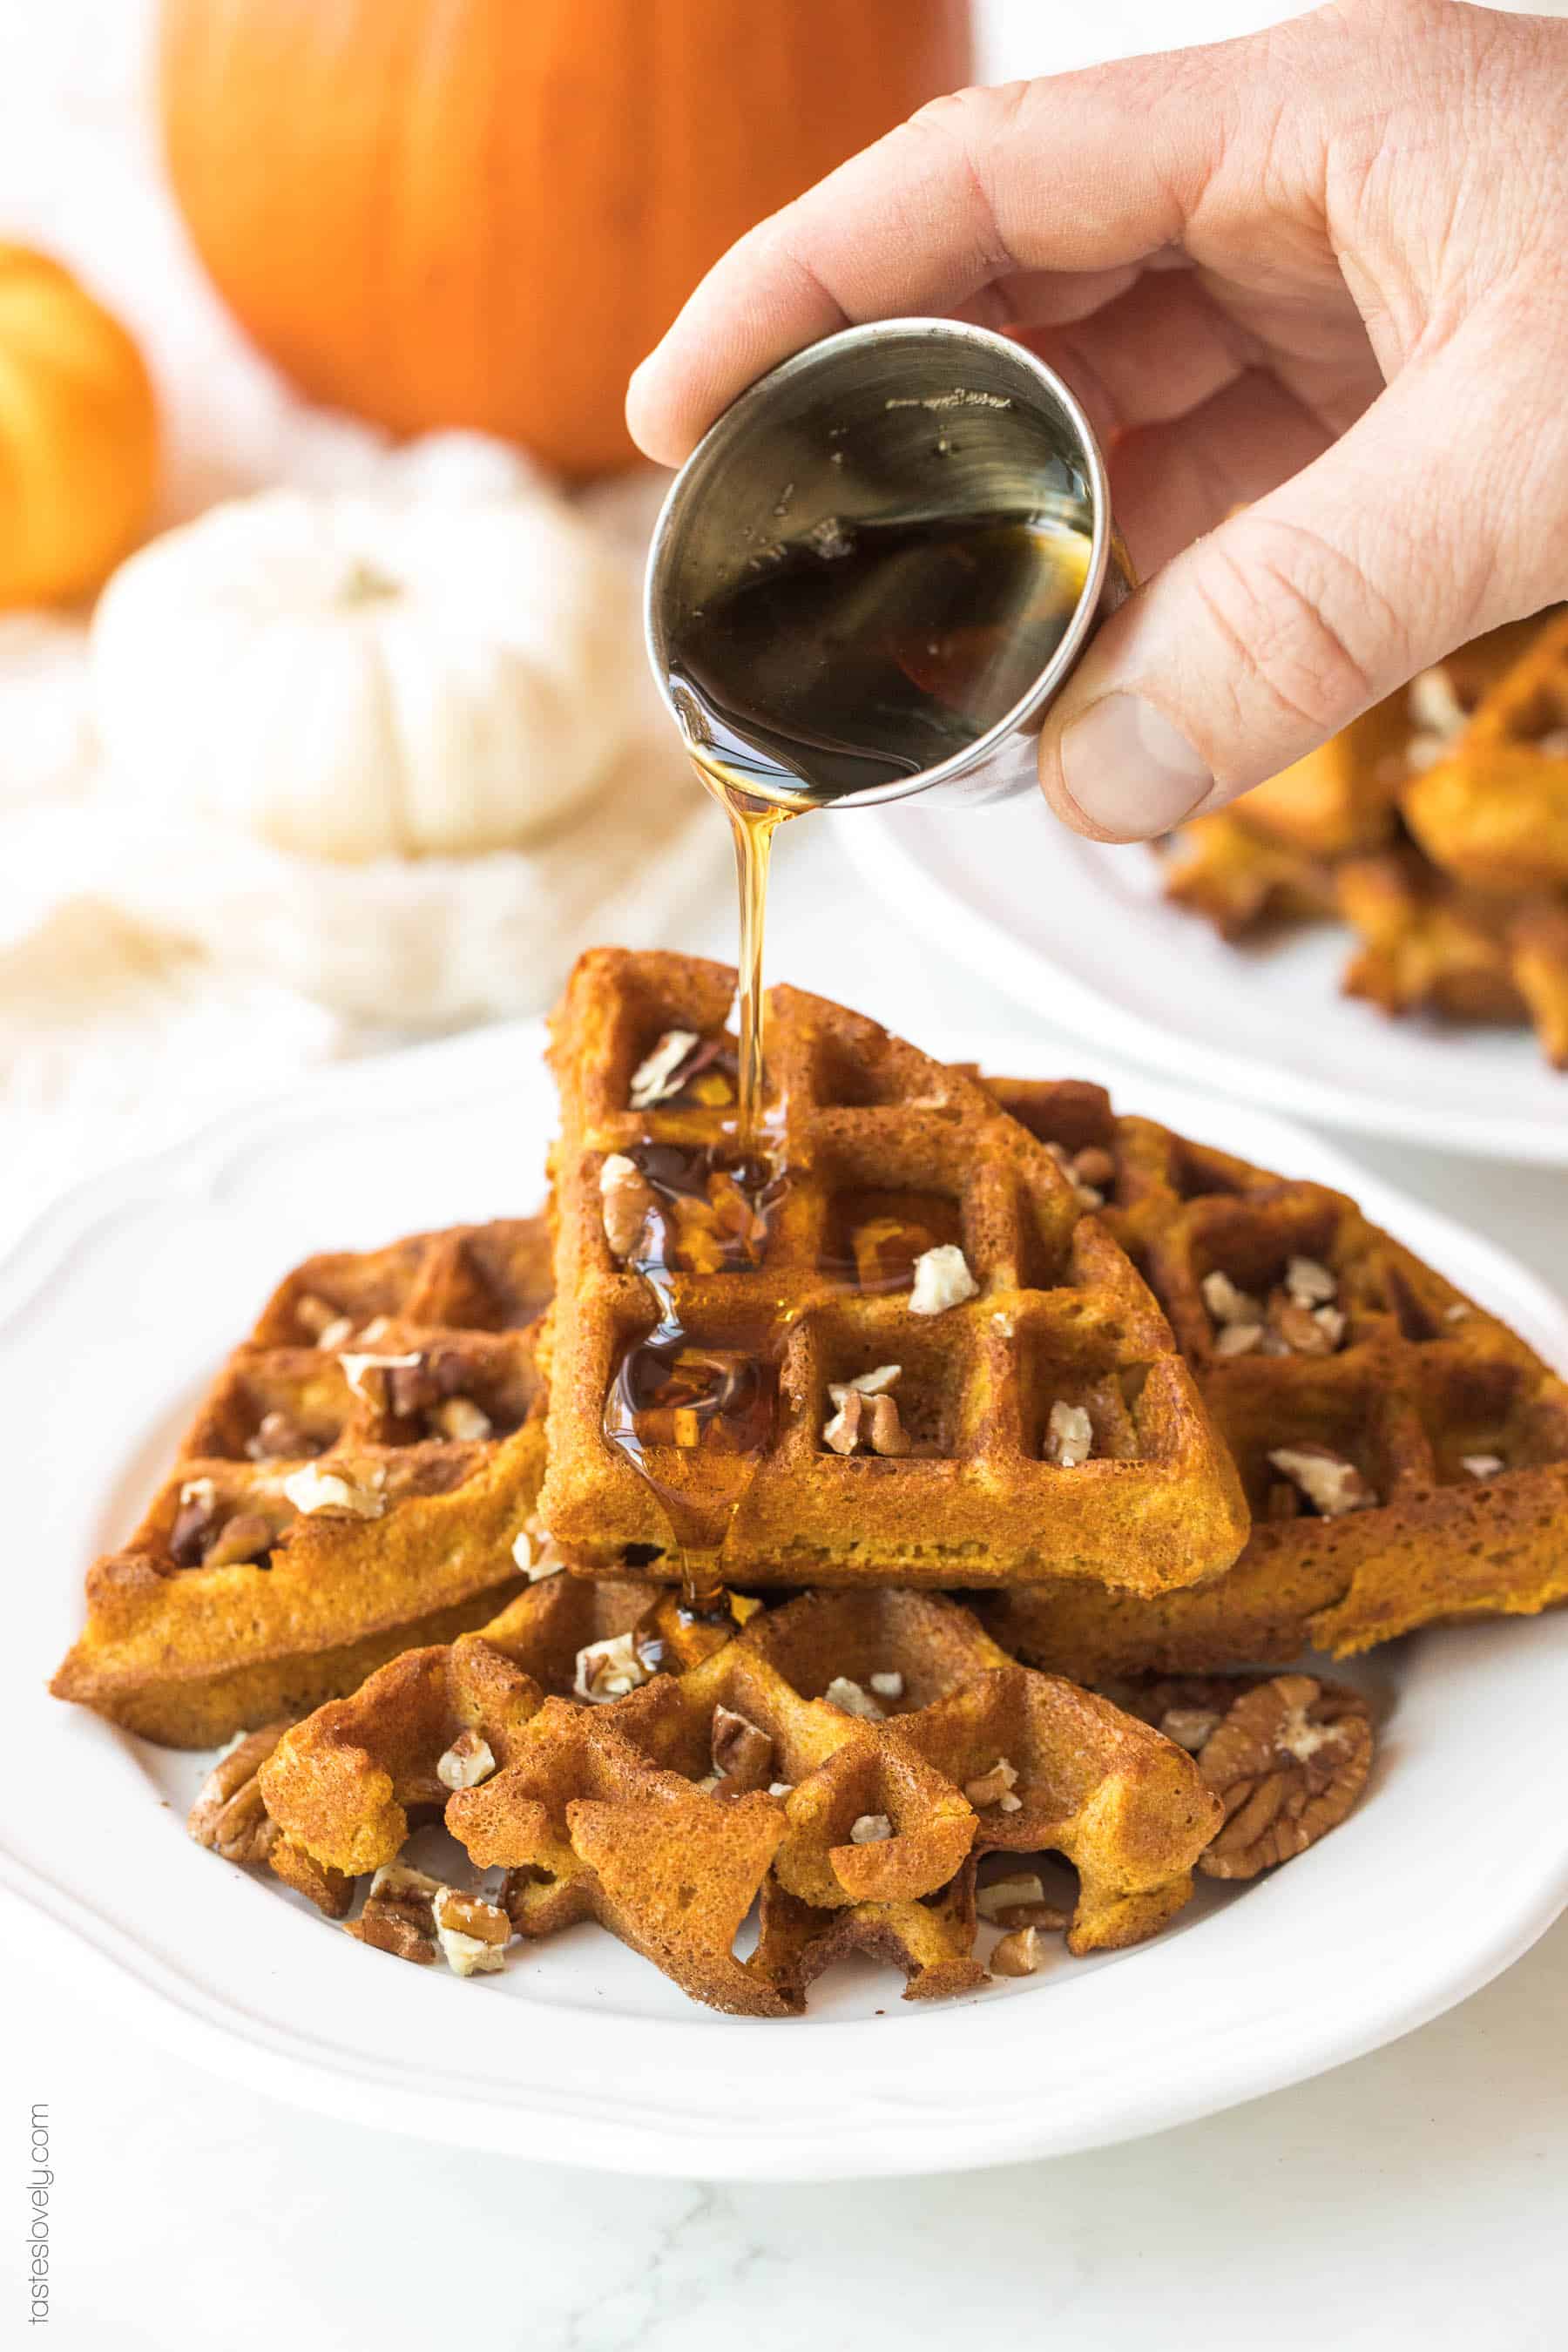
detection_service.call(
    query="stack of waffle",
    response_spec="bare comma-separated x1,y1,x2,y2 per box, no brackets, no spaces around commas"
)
1163,610,1568,1065
51,950,1568,2014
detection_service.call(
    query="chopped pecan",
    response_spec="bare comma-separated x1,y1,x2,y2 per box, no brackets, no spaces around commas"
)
600,1152,657,1260
431,1396,492,1443
346,1863,441,1964
1285,1254,1338,1308
202,1511,274,1568
1269,1296,1337,1355
168,1484,219,1567
1044,1401,1092,1468
436,1728,497,1791
246,1409,318,1462
1202,1269,1261,1328
1199,1674,1373,1879
629,1029,701,1110
1045,1139,1114,1207
574,1632,649,1703
187,1720,294,1862
823,1365,909,1456
823,1675,883,1721
293,1291,341,1341
281,1461,386,1519
963,1757,1022,1811
990,1926,1044,1977
909,1243,978,1315
1407,665,1469,739
710,1704,774,1794
430,1885,510,1976
340,1348,422,1408
1267,1443,1374,1517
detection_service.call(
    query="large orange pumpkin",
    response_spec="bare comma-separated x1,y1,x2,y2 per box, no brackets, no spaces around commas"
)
0,246,158,607
159,0,972,481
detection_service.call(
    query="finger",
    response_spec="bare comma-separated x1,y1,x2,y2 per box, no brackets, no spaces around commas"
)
1017,270,1262,450
627,62,1232,463
1108,369,1335,574
1037,317,1565,842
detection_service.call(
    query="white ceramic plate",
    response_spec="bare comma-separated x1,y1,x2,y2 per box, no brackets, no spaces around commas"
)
4,1021,1566,2180
847,798,1568,1163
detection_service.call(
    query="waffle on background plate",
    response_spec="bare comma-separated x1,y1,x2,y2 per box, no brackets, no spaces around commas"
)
50,953,1568,2014
1162,608,1568,1065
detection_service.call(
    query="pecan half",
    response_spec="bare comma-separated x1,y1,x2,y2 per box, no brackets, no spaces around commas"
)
187,1720,294,1863
1198,1674,1373,1879
710,1704,774,1794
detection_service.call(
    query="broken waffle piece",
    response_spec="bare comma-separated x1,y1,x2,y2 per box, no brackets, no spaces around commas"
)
258,1581,1221,2014
51,1216,554,1747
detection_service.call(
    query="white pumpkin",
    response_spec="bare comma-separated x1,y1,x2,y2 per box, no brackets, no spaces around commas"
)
89,477,642,862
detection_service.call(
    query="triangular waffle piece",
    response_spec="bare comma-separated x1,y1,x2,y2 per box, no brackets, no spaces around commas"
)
1402,609,1568,891
254,1580,1222,2017
51,1219,554,1746
538,948,1247,1593
1336,844,1568,1065
1162,812,1338,938
982,1081,1568,1677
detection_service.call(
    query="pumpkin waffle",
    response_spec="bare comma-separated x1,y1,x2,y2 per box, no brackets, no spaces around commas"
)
1402,609,1568,893
537,947,1247,1593
1337,845,1568,1063
51,1219,554,1747
251,1578,1222,2017
980,1079,1568,1679
1160,616,1568,1064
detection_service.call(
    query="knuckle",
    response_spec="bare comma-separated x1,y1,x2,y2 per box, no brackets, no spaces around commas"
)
1192,518,1399,744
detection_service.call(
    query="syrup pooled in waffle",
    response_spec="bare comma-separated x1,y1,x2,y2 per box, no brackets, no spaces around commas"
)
537,948,1247,1593
246,1578,1223,2017
51,1220,555,1747
980,1080,1568,1679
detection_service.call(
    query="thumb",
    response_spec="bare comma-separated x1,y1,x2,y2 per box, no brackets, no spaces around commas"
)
1037,348,1551,842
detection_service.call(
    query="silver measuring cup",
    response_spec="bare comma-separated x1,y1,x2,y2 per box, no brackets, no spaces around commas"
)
644,317,1133,810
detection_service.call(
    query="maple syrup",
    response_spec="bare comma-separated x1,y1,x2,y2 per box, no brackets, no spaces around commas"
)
618,505,1092,1622
669,508,1093,1144
600,1138,782,1612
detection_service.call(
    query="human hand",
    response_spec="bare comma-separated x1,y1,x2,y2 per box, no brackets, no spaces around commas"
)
627,0,1568,841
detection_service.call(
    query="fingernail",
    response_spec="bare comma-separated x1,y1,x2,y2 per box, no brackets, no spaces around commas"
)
1058,693,1214,838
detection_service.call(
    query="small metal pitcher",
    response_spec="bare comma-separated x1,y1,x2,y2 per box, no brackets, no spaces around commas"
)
644,316,1133,810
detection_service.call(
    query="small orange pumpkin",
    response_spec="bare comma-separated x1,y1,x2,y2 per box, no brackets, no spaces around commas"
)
0,245,159,608
159,0,972,481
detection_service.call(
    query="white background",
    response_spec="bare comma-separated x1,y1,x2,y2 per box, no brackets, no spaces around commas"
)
5,5,1567,2349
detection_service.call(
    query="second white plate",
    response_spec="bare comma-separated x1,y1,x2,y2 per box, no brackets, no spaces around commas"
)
849,798,1568,1162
